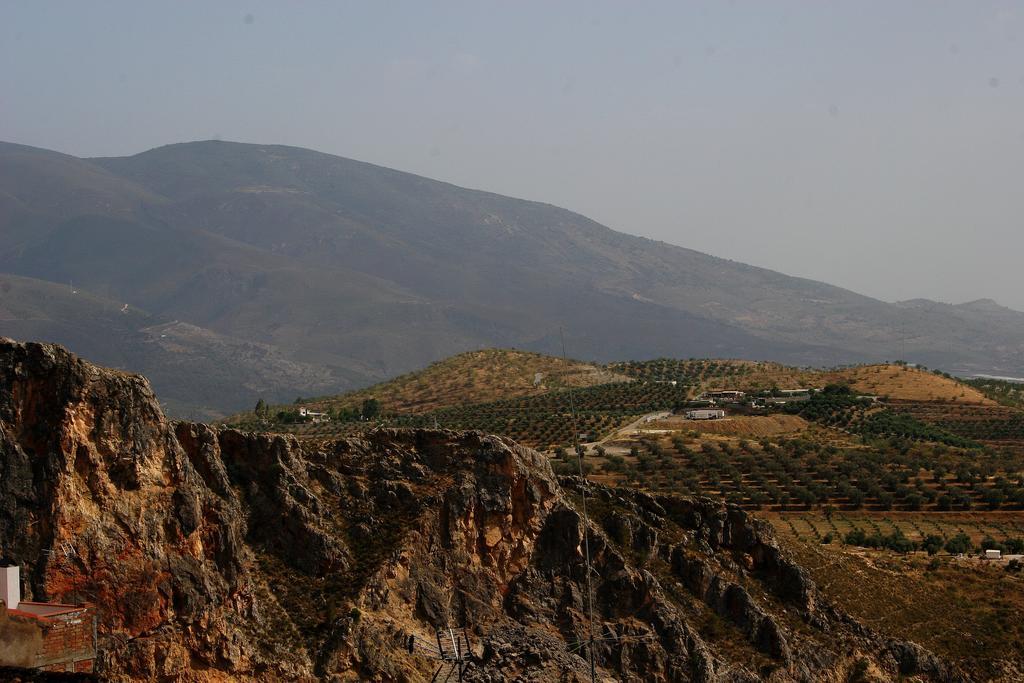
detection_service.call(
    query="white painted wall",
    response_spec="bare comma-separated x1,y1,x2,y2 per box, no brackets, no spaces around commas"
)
0,565,20,610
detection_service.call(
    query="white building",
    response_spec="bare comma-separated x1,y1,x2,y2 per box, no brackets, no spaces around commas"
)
298,407,331,423
700,390,745,402
985,549,1002,560
685,409,726,420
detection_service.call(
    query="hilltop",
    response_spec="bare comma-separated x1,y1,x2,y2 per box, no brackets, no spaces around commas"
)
3,139,1024,417
824,364,994,404
295,348,629,415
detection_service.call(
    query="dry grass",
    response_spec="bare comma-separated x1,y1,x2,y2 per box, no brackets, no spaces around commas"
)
300,348,630,415
696,360,821,393
771,518,1024,674
825,364,993,404
689,361,990,405
648,414,810,437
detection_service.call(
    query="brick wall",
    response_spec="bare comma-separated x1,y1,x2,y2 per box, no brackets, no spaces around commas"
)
34,610,95,673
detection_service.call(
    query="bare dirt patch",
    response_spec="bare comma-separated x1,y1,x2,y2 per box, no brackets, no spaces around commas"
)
826,364,993,404
650,413,810,437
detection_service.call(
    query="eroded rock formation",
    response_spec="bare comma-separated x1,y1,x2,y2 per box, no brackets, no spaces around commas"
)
0,339,963,681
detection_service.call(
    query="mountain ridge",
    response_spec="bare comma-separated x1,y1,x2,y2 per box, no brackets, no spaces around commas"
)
1,139,1022,417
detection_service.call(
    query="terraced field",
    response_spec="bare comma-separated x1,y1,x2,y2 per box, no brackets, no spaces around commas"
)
891,402,1024,451
268,380,693,448
229,353,1024,512
583,431,1024,512
610,358,819,391
767,511,1024,547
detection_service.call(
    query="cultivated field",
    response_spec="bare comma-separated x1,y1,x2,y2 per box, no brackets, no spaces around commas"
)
766,511,1024,546
229,352,1024,515
647,414,809,437
573,430,1024,512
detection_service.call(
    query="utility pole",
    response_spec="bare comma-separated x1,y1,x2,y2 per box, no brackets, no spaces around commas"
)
560,328,598,683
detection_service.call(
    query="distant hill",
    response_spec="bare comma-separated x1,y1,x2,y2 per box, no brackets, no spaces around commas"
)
0,273,346,420
825,364,994,404
225,350,998,452
294,348,630,416
1,139,1022,416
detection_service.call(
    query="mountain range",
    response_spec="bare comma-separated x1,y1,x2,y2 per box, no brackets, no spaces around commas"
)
1,139,1022,418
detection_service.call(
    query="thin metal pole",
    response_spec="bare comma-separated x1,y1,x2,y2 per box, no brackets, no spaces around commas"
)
560,328,597,683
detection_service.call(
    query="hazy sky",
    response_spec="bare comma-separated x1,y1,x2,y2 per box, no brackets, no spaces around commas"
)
3,2,1024,309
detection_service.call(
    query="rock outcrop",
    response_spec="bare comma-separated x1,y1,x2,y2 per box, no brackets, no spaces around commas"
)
0,339,965,681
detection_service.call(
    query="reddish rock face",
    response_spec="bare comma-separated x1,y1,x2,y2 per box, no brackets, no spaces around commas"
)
0,339,963,681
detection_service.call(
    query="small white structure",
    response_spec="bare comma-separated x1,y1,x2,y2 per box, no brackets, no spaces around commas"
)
985,549,1002,560
298,407,331,423
1,562,20,610
685,409,726,420
701,390,745,401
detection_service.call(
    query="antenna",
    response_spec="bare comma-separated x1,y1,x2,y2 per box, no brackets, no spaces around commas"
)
559,328,598,683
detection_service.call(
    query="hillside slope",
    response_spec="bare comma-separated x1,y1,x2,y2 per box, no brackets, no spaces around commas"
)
2,139,1023,416
297,348,631,415
826,364,994,404
0,273,350,420
0,340,966,681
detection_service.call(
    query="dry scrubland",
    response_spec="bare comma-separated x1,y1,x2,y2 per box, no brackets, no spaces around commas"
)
825,364,994,404
775,525,1024,678
277,348,628,416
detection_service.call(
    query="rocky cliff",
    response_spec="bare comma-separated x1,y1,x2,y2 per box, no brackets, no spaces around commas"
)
0,339,964,682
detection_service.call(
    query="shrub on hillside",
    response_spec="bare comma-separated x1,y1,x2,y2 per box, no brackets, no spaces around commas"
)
944,533,973,555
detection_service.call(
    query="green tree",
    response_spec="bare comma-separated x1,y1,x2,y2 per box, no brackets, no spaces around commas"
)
983,489,1005,510
922,535,944,556
905,493,925,511
361,397,381,420
944,533,973,555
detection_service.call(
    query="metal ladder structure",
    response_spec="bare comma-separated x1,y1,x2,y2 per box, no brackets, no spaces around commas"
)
407,627,472,683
